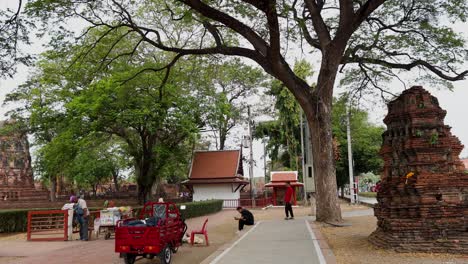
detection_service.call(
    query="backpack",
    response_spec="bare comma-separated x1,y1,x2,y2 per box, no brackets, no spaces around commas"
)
74,203,84,216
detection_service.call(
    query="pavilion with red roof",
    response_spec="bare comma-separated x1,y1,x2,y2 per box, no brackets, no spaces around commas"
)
182,150,249,207
265,171,303,206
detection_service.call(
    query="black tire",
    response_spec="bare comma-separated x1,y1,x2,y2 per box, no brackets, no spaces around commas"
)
123,253,136,264
105,232,111,240
158,245,172,264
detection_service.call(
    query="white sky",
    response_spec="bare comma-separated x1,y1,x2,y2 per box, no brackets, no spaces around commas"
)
1,2,467,181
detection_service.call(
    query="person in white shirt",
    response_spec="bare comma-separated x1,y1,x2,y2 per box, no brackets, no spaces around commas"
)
77,194,89,241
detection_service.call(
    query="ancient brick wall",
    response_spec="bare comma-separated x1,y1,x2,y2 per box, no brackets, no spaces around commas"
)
369,86,468,253
0,125,48,204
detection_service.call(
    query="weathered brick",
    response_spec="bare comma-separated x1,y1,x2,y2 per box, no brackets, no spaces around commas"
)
369,86,468,254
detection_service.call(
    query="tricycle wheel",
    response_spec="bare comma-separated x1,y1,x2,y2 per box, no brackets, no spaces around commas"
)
123,253,136,264
105,232,111,240
158,245,172,264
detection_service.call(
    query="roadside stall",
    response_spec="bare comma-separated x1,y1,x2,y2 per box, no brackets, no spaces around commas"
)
97,206,133,239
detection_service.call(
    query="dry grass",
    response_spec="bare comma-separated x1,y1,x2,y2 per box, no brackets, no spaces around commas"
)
0,233,26,241
320,215,468,264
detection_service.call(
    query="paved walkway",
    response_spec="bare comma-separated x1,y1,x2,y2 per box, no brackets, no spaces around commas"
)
209,218,324,264
344,195,377,205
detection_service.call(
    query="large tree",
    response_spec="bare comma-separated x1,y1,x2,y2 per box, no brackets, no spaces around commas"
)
201,58,266,150
24,0,468,222
0,0,32,78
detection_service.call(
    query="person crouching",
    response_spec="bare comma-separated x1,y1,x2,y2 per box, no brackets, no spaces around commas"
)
235,206,254,231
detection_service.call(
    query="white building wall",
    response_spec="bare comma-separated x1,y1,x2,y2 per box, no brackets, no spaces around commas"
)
192,184,240,207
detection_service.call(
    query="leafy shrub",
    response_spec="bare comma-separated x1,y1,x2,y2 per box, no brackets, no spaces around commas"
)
132,199,223,220
0,210,29,233
178,199,223,219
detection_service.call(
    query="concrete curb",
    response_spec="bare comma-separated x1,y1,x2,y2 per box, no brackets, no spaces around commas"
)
308,221,337,264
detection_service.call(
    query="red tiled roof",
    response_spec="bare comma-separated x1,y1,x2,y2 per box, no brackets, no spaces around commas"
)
461,158,468,170
265,182,303,187
270,171,298,182
182,177,248,185
189,150,242,179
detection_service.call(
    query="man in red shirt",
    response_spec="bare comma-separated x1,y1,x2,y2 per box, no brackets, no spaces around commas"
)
284,182,294,220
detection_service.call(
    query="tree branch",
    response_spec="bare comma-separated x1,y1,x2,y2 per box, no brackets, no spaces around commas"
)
303,0,331,48
354,57,468,81
182,0,269,56
352,0,386,31
266,1,281,59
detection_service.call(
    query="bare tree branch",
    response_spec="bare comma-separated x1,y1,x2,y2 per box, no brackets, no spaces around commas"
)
304,0,332,48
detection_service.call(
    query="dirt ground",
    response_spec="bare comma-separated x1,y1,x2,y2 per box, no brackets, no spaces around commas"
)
0,209,246,264
0,207,311,264
3,202,466,264
320,215,468,264
0,233,27,241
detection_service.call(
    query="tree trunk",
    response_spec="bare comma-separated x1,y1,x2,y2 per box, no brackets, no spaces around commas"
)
219,132,226,150
112,171,120,192
49,176,56,202
302,52,343,223
135,153,156,205
152,177,163,199
137,185,149,205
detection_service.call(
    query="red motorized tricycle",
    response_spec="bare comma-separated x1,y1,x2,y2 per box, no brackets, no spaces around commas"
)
115,202,187,264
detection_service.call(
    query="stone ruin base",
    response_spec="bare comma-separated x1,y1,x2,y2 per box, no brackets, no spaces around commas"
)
369,227,468,254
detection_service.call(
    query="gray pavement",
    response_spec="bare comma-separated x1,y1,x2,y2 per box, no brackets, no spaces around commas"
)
344,194,377,205
210,219,324,264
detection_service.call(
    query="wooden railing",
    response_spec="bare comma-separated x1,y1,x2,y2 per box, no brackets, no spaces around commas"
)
28,210,101,241
27,210,68,241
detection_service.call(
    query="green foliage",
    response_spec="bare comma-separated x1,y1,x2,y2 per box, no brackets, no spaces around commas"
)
200,58,266,150
255,60,313,175
358,172,381,190
177,199,223,220
429,132,439,145
333,97,384,189
0,210,28,233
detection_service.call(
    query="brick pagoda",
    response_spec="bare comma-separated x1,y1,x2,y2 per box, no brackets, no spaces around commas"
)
369,86,468,253
0,122,48,206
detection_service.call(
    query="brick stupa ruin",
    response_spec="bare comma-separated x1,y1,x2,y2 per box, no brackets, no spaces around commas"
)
369,86,468,253
0,122,48,206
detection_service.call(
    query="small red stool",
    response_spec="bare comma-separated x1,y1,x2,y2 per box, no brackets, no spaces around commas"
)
190,218,209,246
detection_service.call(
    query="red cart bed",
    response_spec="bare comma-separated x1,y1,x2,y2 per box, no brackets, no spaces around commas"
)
115,202,187,264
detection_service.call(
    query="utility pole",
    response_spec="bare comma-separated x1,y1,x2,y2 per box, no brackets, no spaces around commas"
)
300,111,307,205
346,105,356,204
247,106,255,207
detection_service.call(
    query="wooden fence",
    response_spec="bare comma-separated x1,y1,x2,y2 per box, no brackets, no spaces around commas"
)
27,210,68,241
